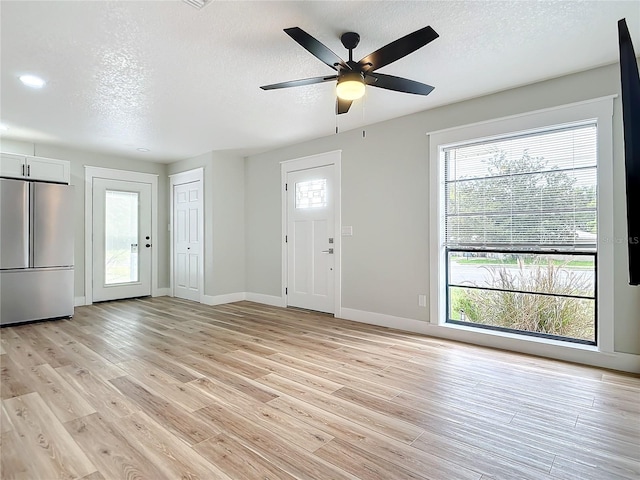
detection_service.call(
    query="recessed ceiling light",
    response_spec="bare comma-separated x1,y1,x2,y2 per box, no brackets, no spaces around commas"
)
137,148,150,152
19,74,46,89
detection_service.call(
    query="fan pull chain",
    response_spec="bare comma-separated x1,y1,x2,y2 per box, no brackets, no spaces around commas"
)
362,92,366,138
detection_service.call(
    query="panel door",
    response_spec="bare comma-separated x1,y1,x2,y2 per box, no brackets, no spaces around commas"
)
286,165,335,313
173,180,202,301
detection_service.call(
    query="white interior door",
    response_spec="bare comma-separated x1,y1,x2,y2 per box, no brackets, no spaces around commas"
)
92,178,152,302
287,165,335,313
173,180,202,301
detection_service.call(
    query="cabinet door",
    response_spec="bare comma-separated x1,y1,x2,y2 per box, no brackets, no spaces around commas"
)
0,153,27,179
27,157,70,183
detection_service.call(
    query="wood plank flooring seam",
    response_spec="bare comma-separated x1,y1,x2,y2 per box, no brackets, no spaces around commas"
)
1,297,638,480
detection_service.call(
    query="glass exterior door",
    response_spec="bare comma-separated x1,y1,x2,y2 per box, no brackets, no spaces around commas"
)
92,178,152,302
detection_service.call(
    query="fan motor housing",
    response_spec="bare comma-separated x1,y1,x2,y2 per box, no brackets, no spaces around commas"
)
341,32,360,50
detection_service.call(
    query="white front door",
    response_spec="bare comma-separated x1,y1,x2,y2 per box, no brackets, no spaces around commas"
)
92,178,152,302
173,180,202,301
287,165,335,313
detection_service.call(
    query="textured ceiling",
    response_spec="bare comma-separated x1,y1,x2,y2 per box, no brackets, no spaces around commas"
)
1,1,639,163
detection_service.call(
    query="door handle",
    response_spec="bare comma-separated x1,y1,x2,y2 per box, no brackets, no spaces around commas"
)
145,244,151,248
321,248,334,254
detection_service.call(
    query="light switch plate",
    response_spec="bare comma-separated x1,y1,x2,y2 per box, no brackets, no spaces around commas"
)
341,226,353,236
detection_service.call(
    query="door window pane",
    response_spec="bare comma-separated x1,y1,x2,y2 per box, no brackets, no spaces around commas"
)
296,179,327,208
105,190,139,285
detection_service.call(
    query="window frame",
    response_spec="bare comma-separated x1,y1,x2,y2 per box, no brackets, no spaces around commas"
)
429,97,615,352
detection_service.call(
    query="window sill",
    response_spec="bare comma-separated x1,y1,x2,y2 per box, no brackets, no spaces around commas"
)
439,320,600,353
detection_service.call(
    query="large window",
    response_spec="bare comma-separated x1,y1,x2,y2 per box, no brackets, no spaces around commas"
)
442,122,598,344
430,98,615,356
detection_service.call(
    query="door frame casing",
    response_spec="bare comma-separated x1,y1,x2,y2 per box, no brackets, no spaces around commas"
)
169,168,204,302
84,166,159,305
281,150,342,317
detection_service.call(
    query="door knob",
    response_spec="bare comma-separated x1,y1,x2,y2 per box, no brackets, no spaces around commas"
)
145,244,151,248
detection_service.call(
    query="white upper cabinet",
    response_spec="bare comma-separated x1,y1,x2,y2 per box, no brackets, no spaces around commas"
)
0,153,70,184
27,156,70,184
0,153,26,178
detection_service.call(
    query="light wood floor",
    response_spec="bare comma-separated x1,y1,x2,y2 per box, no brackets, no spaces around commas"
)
1,298,639,480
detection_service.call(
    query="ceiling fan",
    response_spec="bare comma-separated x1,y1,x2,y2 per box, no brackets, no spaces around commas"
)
260,26,439,114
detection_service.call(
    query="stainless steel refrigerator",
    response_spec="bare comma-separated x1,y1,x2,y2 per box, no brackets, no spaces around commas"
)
0,178,74,325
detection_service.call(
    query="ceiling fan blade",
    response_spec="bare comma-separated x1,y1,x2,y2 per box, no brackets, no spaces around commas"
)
365,73,434,96
358,26,439,73
260,75,337,90
284,27,348,71
337,97,353,115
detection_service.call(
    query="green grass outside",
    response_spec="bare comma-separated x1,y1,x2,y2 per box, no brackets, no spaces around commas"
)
449,288,465,321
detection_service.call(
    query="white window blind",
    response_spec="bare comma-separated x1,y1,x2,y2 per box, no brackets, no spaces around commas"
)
444,122,598,251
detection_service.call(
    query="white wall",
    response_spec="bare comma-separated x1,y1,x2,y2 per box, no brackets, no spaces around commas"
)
245,62,640,358
0,139,169,299
168,151,245,298
0,138,245,303
3,60,637,369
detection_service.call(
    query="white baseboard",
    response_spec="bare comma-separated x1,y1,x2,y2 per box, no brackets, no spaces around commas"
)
340,308,430,334
340,307,640,374
202,292,247,306
74,296,86,307
245,292,286,307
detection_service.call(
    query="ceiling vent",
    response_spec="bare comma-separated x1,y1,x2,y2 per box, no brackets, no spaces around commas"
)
182,0,212,10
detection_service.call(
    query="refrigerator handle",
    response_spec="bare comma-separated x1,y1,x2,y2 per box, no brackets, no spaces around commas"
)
30,183,35,266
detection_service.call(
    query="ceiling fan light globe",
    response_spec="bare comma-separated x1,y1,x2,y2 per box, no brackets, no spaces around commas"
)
336,73,365,100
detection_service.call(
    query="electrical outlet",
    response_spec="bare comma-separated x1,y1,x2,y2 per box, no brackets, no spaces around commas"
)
418,294,427,307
